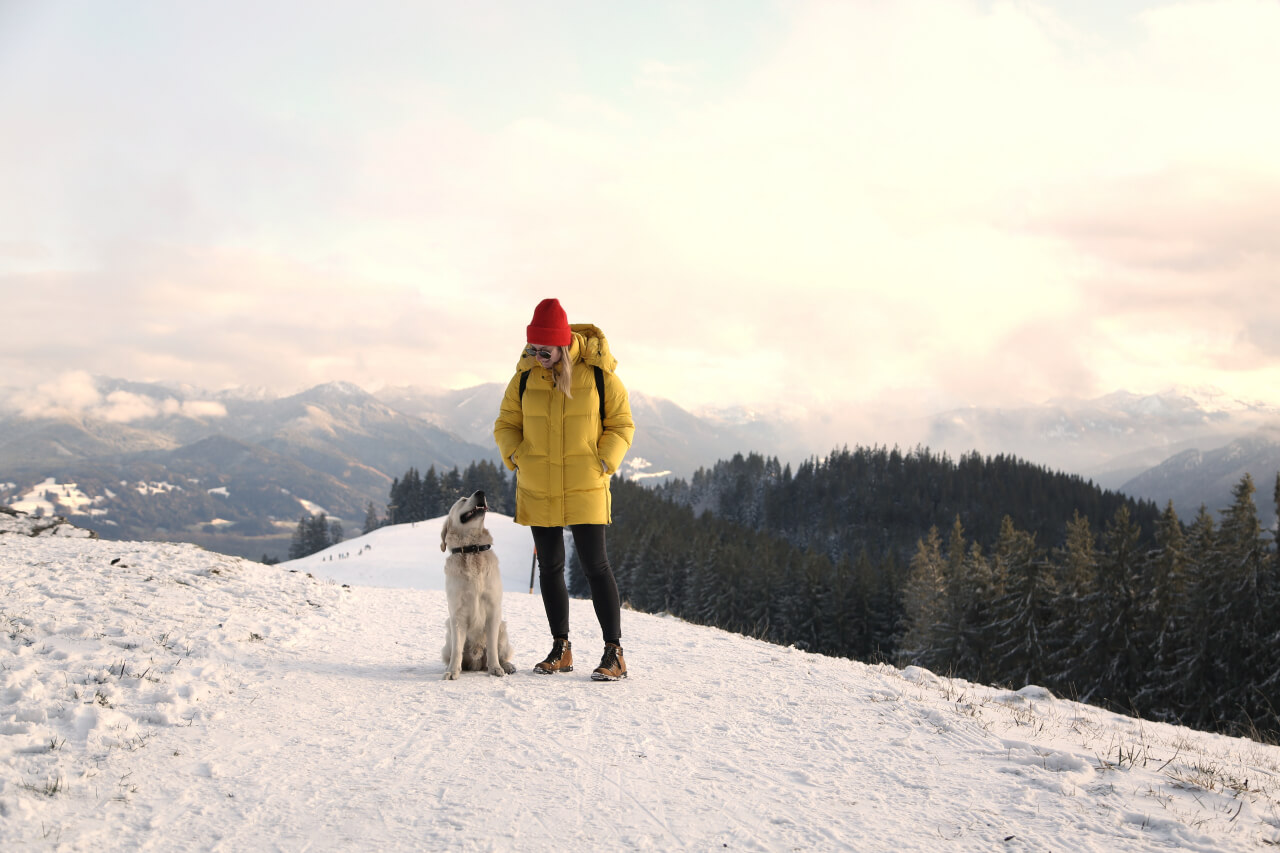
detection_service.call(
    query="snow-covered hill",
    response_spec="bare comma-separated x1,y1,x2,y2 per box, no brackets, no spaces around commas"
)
283,511,538,592
4,523,1280,851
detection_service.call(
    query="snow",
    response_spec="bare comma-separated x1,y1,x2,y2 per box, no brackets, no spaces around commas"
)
4,523,1280,851
287,513,539,592
296,498,329,517
10,478,98,518
134,482,181,497
0,508,97,538
622,457,674,482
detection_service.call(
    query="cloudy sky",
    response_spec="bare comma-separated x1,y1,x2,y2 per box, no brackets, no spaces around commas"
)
2,0,1278,436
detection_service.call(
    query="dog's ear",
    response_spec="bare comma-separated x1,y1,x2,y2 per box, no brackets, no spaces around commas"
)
440,516,452,552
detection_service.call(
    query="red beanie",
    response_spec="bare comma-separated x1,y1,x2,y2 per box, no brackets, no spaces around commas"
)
526,298,571,346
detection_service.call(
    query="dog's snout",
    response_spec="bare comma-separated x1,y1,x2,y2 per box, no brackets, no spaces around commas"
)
473,490,486,505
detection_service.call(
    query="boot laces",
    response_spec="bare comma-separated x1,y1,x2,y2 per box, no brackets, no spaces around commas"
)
542,639,568,665
599,644,620,669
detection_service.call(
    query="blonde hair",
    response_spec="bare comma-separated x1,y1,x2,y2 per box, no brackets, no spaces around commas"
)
555,350,573,398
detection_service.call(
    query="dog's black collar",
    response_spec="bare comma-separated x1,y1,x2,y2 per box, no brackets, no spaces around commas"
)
450,544,492,555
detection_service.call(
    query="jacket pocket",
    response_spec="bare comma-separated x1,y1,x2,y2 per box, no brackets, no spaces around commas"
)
514,438,532,466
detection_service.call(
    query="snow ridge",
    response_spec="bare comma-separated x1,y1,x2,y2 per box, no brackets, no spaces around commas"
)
3,527,1279,851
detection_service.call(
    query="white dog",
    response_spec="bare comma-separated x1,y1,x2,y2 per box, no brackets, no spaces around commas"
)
440,490,516,679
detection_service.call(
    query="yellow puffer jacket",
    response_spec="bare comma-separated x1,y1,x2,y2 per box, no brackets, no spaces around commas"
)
493,324,635,527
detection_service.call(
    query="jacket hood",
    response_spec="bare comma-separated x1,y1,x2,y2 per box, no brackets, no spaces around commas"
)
515,323,618,374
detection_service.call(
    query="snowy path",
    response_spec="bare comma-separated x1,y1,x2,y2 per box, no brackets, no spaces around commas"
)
4,533,1280,851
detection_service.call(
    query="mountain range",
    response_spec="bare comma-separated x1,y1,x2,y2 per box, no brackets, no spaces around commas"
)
0,377,799,558
2,377,1278,560
921,387,1280,526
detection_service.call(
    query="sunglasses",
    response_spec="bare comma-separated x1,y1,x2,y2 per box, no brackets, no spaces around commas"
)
525,346,558,361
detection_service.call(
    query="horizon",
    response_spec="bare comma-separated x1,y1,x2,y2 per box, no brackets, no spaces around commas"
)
5,367,1280,495
5,365,1278,422
3,0,1280,421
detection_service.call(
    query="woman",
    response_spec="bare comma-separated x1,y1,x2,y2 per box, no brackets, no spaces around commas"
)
493,298,635,680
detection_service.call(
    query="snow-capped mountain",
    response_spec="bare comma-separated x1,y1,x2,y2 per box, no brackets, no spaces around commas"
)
7,375,1279,556
0,376,802,559
925,388,1280,488
0,377,498,557
1121,428,1280,525
373,384,810,480
3,521,1278,850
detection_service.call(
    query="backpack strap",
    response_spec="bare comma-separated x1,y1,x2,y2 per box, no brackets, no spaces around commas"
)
594,365,605,424
520,365,605,425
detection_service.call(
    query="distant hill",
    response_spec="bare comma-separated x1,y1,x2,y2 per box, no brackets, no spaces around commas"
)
925,388,1279,488
1121,429,1280,527
0,379,497,559
0,376,803,559
373,384,810,482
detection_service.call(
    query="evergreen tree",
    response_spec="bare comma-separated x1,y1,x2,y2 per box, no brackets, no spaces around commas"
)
1274,472,1280,538
987,516,1053,688
462,460,511,515
362,502,381,535
1088,506,1144,707
947,541,996,680
288,514,310,560
898,527,948,670
1173,506,1218,725
288,512,333,560
441,467,464,508
1206,475,1267,729
422,467,442,518
1047,511,1098,697
307,513,333,555
385,476,401,525
844,547,876,659
1256,474,1280,735
405,468,426,522
934,516,968,664
1133,502,1189,720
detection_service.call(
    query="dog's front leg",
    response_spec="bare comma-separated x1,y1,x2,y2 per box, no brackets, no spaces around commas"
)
484,597,507,677
497,620,517,674
444,614,465,680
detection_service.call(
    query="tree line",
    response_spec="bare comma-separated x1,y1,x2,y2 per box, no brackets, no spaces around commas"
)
605,447,1278,741
655,446,1160,564
366,460,514,532
287,512,344,560
284,460,513,559
897,474,1279,739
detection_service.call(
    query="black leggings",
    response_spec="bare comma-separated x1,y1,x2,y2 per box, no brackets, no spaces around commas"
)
530,524,621,644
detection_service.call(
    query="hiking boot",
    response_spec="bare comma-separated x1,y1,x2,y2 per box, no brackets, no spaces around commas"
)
533,638,573,674
591,643,627,681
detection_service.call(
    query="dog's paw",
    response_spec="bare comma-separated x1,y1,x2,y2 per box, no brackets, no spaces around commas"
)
488,665,507,677
442,670,460,681
501,660,517,674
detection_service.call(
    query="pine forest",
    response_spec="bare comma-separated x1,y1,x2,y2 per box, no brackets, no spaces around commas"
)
389,447,1280,742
